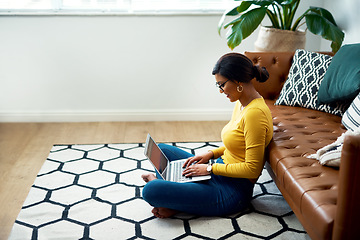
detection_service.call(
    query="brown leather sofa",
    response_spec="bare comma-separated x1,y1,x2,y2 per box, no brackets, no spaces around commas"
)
245,51,360,240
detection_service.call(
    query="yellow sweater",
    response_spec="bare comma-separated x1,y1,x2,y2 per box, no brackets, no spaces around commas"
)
211,98,273,179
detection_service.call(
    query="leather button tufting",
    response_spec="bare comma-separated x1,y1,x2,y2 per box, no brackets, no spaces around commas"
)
272,57,278,64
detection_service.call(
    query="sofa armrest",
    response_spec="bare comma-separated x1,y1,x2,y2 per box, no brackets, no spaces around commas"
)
333,134,360,240
245,51,294,100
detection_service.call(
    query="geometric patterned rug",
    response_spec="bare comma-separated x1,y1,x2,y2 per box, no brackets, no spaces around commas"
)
9,142,310,240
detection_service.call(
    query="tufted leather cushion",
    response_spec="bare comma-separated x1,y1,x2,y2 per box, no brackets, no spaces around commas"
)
266,100,346,239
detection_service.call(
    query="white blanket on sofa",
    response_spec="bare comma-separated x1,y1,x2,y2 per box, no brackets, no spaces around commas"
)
307,128,360,167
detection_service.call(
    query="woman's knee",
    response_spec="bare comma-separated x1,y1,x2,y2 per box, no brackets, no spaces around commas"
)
158,143,193,161
158,143,170,151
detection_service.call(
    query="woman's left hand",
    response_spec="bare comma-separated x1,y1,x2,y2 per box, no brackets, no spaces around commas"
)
182,164,210,177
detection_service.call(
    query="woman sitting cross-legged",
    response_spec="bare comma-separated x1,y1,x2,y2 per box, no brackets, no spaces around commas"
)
141,53,273,218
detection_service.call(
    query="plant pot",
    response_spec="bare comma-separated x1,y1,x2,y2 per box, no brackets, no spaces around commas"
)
254,26,306,52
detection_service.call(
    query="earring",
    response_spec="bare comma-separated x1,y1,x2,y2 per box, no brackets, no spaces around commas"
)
237,85,243,93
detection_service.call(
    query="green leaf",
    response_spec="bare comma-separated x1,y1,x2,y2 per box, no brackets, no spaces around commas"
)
226,7,267,50
218,5,240,35
277,0,298,6
237,1,252,13
240,0,274,8
226,5,241,16
287,0,300,29
331,41,342,54
305,12,344,52
309,6,338,26
266,9,280,29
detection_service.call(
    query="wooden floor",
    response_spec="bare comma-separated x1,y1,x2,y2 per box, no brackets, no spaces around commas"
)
0,121,225,239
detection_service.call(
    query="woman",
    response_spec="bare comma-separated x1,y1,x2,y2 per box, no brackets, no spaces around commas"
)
141,53,273,218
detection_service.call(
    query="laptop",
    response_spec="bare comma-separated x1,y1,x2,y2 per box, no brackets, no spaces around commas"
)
144,134,211,183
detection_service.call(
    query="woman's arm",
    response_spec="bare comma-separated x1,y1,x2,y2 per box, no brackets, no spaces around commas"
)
183,150,214,167
210,146,226,159
182,151,214,177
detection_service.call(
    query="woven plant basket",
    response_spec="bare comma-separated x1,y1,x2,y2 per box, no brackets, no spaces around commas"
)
255,26,306,52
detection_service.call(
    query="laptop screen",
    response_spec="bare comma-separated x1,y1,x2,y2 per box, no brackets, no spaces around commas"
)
144,134,168,174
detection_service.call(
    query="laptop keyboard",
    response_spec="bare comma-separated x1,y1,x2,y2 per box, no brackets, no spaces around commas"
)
172,160,188,182
170,159,212,182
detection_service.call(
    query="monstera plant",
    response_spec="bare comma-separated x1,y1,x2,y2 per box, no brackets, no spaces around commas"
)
218,0,344,53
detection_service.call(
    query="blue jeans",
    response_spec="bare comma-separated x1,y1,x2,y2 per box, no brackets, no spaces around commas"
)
142,143,254,216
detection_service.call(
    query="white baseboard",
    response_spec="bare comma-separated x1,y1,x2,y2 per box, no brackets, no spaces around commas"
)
0,109,233,122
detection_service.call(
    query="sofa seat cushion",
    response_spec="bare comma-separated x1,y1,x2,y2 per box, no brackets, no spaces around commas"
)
265,100,345,239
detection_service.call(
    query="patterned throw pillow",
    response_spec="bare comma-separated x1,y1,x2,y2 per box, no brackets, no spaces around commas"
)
275,49,349,116
342,92,360,131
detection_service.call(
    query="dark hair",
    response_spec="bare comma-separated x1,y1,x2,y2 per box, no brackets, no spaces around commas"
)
212,53,269,83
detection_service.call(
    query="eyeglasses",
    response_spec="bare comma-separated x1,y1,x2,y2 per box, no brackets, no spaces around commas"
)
215,79,230,91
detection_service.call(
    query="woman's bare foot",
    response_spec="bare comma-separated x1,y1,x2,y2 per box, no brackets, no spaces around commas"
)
141,173,157,183
152,207,179,218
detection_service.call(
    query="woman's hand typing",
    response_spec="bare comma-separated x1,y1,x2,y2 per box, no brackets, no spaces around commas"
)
182,151,214,177
183,151,214,168
182,164,209,177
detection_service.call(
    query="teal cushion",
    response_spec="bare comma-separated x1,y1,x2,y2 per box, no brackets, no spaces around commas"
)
318,43,360,104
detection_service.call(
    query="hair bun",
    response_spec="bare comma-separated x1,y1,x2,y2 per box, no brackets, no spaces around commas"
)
253,65,269,83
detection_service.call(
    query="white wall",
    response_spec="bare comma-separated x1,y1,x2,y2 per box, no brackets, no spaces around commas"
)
0,15,233,121
0,15,245,122
0,0,340,122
